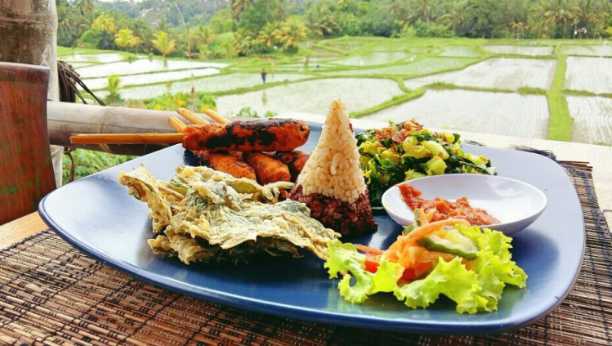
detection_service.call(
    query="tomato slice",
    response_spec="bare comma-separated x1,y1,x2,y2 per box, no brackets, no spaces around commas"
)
364,253,380,273
400,261,433,283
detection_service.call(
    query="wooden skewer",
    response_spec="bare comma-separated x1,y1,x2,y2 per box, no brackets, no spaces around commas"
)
201,107,228,124
168,116,187,132
176,107,206,125
70,133,183,145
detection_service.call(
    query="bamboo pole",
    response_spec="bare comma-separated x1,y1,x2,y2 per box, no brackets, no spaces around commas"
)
46,102,210,155
70,133,183,145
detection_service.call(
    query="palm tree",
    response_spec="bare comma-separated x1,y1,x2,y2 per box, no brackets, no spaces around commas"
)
535,0,578,38
573,0,607,38
114,28,142,51
152,31,176,66
231,0,252,21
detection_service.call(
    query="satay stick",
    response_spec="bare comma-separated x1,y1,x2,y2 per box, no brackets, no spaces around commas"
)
176,107,206,125
70,133,183,145
201,107,228,124
168,116,187,132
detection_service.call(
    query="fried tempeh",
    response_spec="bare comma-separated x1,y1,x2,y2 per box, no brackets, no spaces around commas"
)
274,151,310,181
196,150,256,180
183,119,310,152
244,153,291,185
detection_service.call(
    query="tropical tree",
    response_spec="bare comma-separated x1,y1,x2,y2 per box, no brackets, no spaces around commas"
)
57,0,95,46
572,0,609,38
91,13,117,34
236,0,286,33
209,8,234,33
231,0,253,21
152,31,176,65
271,17,308,51
531,0,578,38
305,0,341,36
78,13,117,49
114,28,142,50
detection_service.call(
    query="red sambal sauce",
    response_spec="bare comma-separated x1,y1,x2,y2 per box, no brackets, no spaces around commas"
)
398,183,499,226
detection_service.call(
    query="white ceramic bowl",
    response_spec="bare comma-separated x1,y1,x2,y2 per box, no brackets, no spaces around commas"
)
381,174,548,235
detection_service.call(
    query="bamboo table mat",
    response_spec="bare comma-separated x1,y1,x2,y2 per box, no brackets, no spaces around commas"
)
0,161,610,345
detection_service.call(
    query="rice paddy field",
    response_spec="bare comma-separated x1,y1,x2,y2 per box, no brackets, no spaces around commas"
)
368,90,549,138
61,38,612,146
565,57,612,94
404,58,556,90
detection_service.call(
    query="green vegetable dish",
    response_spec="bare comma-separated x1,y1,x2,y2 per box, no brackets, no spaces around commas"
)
325,220,527,314
356,121,495,207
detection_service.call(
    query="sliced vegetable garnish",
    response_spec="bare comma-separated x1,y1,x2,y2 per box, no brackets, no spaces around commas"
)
325,223,527,314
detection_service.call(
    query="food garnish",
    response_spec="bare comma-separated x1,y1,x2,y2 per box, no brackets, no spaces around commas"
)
325,220,527,313
119,165,340,264
399,183,499,226
356,121,495,207
289,100,377,236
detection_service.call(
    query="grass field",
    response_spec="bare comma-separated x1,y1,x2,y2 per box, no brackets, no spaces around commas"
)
60,37,612,181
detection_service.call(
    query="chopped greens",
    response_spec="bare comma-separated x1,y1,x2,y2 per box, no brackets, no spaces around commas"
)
356,121,495,206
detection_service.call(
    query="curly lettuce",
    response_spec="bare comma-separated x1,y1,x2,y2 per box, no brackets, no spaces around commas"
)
325,225,527,313
325,241,403,303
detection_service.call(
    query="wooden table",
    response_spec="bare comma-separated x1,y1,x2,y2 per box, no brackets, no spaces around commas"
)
0,212,47,249
0,162,609,345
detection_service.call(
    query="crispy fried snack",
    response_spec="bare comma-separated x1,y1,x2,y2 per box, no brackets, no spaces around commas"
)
183,119,310,152
274,151,310,181
197,150,256,180
245,152,292,185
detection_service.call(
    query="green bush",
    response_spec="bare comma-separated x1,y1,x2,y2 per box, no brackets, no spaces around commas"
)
144,92,216,113
63,149,133,183
105,75,122,105
202,32,237,58
414,20,454,38
78,29,115,49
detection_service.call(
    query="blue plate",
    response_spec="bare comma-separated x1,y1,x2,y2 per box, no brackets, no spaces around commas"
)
39,124,584,334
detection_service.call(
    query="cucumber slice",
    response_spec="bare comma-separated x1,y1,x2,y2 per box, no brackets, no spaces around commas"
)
420,228,478,259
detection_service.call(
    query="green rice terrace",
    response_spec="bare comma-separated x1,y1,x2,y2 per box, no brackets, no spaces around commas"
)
60,37,612,147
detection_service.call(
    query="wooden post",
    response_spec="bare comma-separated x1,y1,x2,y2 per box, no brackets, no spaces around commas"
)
0,62,56,224
0,0,58,93
1,0,62,187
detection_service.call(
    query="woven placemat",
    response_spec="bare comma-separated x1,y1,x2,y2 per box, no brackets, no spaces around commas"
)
0,161,610,345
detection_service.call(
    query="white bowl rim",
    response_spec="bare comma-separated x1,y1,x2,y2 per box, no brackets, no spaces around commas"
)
381,173,548,229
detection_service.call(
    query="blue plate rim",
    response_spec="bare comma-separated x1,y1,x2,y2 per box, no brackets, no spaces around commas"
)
37,130,585,334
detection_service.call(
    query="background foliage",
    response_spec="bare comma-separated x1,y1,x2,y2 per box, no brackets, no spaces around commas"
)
58,0,611,60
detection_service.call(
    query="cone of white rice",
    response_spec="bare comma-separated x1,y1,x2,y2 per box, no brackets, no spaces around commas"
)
289,100,376,236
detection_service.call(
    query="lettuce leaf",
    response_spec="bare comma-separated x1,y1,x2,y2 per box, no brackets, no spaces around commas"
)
325,240,402,303
324,225,528,314
394,257,487,313
472,250,526,311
